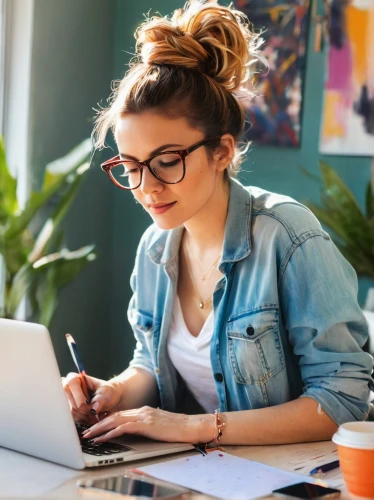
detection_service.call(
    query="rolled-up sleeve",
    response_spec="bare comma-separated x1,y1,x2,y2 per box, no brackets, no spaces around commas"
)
280,232,374,424
127,269,155,376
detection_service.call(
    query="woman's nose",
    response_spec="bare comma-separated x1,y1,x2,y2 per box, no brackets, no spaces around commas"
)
139,166,163,194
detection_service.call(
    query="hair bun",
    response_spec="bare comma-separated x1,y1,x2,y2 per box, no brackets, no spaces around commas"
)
135,0,260,92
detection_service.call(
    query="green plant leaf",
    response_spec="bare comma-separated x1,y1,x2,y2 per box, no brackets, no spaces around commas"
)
42,138,92,190
303,162,374,280
319,161,365,222
300,167,321,184
4,139,91,242
28,162,90,262
33,245,96,327
339,244,374,279
366,181,374,219
309,163,374,255
1,228,34,275
2,137,95,325
6,263,35,317
54,245,96,287
321,191,374,253
33,244,96,285
305,202,348,241
36,267,58,328
0,136,18,223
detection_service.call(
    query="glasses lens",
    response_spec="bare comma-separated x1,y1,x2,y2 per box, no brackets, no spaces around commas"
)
150,153,184,183
110,162,141,189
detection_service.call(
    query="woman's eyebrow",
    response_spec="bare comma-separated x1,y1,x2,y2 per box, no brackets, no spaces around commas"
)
119,143,183,161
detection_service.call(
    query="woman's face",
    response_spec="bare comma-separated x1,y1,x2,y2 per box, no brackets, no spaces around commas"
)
114,111,227,230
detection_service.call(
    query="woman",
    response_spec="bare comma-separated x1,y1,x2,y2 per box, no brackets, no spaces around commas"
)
64,0,373,447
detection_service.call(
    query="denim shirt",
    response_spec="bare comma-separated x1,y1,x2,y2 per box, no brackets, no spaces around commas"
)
128,178,374,425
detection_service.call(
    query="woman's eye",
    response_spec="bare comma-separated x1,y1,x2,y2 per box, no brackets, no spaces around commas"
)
153,154,181,169
159,160,180,168
120,165,138,176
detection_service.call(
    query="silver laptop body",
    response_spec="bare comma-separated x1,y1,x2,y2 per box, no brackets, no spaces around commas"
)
0,319,193,469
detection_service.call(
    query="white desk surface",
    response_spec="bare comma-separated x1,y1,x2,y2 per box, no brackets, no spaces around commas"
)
0,440,349,499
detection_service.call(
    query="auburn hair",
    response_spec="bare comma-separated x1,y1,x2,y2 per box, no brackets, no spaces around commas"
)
94,0,263,176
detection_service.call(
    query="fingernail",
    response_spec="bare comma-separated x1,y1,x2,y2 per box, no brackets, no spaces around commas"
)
92,402,100,412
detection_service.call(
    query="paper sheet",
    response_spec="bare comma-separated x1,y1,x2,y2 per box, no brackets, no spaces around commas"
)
138,450,314,500
0,447,81,497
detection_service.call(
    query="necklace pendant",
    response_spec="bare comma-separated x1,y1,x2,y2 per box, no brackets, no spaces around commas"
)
201,276,206,281
199,301,204,309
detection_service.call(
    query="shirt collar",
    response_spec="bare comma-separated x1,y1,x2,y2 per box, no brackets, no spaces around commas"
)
147,178,253,265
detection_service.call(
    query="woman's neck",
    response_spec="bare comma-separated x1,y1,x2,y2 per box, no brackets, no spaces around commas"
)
182,179,229,255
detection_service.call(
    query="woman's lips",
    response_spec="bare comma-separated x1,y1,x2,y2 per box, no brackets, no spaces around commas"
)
148,202,177,215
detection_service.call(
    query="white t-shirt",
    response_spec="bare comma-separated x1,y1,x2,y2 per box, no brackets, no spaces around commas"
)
167,296,219,414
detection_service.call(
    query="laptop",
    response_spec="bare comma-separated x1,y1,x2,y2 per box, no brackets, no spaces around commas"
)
0,318,194,469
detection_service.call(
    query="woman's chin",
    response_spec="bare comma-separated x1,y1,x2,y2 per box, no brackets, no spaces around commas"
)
151,216,181,230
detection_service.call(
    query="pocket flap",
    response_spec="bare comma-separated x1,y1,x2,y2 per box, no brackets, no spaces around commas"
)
227,306,279,341
135,310,154,333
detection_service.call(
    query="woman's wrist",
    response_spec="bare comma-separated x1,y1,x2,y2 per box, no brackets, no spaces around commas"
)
189,413,217,444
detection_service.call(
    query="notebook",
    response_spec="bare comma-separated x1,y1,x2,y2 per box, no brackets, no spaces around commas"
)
0,318,194,469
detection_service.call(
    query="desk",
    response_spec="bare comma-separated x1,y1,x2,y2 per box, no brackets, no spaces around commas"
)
0,440,349,499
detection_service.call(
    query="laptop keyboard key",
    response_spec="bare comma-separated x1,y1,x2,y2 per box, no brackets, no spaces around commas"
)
76,423,133,455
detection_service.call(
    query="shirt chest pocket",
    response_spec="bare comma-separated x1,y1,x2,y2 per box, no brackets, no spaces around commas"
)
227,307,285,385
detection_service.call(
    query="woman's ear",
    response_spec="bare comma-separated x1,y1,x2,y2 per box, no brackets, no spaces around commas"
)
213,134,235,171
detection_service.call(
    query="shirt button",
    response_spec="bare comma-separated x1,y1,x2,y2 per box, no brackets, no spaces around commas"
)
155,368,160,375
214,373,223,382
246,326,255,336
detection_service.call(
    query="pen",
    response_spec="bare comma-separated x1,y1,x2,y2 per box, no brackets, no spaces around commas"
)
310,459,340,475
194,445,207,456
65,333,99,421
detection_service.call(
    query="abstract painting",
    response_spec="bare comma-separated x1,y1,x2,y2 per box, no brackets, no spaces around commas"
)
320,0,374,155
234,0,311,148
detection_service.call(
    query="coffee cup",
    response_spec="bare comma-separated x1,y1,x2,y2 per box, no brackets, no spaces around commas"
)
332,421,374,498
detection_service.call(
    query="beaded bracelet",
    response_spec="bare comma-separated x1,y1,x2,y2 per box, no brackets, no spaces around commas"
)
213,408,226,443
199,409,227,452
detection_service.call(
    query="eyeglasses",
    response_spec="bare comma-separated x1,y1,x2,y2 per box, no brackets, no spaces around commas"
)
100,138,211,190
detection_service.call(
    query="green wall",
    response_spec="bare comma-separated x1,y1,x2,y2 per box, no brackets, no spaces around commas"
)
29,0,116,378
108,0,372,373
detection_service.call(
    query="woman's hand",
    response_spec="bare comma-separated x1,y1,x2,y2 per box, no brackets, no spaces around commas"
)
80,406,215,444
62,373,122,424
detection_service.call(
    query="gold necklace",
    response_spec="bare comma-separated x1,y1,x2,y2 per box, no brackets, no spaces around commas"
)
184,249,217,309
186,238,222,281
201,252,222,281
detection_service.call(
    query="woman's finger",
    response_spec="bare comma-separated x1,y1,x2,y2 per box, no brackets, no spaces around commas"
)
64,372,89,411
72,407,91,424
82,413,141,439
89,383,120,413
63,383,77,410
92,422,141,443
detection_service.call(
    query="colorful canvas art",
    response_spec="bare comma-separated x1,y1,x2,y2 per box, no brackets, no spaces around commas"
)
320,0,374,155
234,0,310,148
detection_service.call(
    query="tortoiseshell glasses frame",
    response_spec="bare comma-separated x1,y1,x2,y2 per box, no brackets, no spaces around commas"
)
100,138,212,190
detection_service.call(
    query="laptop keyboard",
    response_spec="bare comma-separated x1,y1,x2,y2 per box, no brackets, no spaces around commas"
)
76,423,133,456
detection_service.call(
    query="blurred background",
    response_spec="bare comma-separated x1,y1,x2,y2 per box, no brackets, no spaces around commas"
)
1,0,373,379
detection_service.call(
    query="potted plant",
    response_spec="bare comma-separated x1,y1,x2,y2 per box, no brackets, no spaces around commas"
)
305,161,374,356
0,136,96,327
305,161,374,280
